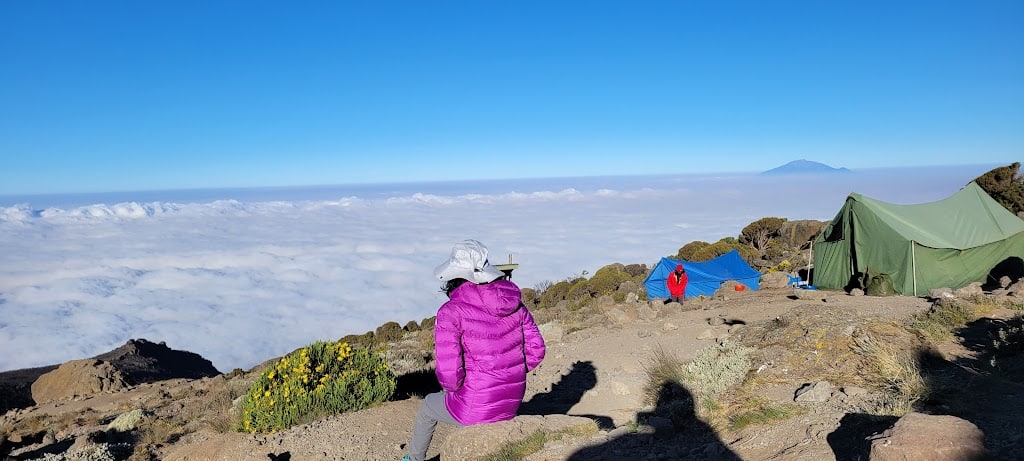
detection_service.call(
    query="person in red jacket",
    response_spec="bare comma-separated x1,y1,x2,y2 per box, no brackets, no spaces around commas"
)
667,263,688,303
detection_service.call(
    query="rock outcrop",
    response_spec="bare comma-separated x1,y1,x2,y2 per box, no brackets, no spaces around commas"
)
93,338,220,383
868,412,987,461
5,338,220,410
31,359,129,404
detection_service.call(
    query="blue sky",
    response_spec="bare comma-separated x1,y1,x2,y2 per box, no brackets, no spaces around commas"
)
2,1,1022,195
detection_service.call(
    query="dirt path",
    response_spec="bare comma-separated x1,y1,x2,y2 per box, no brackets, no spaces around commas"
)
8,287,1017,460
159,288,942,461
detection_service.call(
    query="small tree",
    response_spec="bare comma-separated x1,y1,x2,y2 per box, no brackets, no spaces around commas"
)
675,241,710,260
587,264,633,295
739,217,788,252
691,240,759,263
974,162,1024,215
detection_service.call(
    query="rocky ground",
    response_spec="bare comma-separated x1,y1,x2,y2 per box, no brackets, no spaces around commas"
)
2,285,1023,461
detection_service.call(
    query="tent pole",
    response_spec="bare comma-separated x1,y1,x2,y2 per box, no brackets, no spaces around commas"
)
808,240,813,285
912,241,917,296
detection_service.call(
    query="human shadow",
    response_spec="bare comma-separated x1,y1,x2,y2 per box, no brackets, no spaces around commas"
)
826,413,898,461
566,381,741,460
955,315,1024,383
393,368,442,400
519,360,613,428
914,337,1023,459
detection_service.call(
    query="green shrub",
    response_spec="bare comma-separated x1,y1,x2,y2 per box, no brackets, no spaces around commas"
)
520,287,540,308
238,341,396,433
763,239,787,260
974,162,1024,214
691,240,759,264
992,313,1024,358
587,264,631,295
739,217,788,252
375,321,404,343
911,298,978,340
728,398,804,430
675,241,709,260
404,321,420,332
765,259,792,274
680,341,755,397
338,331,375,348
539,280,573,310
566,278,592,301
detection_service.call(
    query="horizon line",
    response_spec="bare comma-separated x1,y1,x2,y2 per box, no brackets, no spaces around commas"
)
0,162,1002,199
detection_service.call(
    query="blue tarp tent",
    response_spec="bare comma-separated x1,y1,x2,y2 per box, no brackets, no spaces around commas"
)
644,249,762,300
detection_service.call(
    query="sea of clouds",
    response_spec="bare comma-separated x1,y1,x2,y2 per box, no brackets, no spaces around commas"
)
0,166,995,372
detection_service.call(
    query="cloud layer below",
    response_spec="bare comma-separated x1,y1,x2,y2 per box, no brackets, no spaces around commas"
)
0,167,990,372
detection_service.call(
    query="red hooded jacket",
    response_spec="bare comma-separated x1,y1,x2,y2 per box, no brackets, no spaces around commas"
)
666,264,688,297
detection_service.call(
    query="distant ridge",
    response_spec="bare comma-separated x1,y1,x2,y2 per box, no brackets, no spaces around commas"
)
760,159,851,175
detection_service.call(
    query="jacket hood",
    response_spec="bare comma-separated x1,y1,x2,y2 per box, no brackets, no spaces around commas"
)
449,279,522,317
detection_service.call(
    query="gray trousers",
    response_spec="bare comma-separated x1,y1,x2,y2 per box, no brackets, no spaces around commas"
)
407,391,463,461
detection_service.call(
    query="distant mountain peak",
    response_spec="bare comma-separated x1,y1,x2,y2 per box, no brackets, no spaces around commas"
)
760,160,851,176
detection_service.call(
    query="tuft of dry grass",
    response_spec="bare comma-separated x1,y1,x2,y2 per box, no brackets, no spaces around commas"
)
641,347,687,406
641,343,769,431
482,424,599,461
851,334,927,416
201,379,252,432
727,396,805,430
911,298,982,341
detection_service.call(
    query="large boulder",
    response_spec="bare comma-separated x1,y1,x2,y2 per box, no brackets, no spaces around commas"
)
869,412,987,461
440,414,597,460
953,282,983,299
760,271,792,289
31,359,129,404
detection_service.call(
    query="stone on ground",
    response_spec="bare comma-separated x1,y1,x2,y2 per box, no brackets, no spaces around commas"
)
868,412,987,461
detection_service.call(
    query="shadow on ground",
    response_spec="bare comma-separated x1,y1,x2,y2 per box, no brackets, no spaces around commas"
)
829,313,1024,459
519,360,613,428
394,369,442,400
826,413,898,461
566,381,740,460
934,314,1024,458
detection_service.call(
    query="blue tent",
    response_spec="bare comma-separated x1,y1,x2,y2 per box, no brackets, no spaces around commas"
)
644,249,762,300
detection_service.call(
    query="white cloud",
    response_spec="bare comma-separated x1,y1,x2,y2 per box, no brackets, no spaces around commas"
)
0,167,990,372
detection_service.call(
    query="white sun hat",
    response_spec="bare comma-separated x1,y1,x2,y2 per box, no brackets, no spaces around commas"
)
434,239,505,284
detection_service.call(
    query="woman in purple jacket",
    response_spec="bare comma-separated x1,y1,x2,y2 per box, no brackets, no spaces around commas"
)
403,240,546,461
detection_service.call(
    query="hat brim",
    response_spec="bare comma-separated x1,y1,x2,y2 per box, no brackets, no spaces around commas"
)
434,260,505,284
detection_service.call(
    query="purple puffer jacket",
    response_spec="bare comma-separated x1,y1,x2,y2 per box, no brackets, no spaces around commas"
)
435,279,546,425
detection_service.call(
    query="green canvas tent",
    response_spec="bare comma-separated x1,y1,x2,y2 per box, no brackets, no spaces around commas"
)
812,182,1024,296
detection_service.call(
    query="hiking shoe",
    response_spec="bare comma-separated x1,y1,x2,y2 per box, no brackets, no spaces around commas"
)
400,456,410,461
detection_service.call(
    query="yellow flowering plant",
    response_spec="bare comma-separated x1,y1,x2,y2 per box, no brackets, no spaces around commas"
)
238,340,396,433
